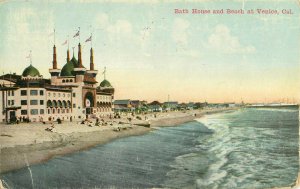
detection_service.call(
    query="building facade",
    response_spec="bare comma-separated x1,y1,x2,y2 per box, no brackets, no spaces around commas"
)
0,43,114,123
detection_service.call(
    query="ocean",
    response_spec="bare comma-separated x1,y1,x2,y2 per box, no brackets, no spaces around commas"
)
1,108,299,189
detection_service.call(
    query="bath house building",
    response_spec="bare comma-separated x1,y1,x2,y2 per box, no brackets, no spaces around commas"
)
0,43,114,123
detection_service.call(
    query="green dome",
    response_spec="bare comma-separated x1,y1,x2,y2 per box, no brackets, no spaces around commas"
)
22,65,40,77
100,79,113,87
60,56,79,76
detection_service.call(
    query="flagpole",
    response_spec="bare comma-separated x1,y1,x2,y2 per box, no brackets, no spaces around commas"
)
54,29,56,45
91,33,93,48
78,27,80,43
68,35,70,50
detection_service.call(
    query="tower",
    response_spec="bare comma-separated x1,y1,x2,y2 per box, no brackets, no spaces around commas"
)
86,47,98,78
73,43,86,83
49,44,61,85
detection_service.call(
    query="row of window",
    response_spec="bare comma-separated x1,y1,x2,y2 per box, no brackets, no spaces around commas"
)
48,92,71,98
8,100,14,106
97,95,111,101
21,100,44,106
21,109,44,115
62,79,73,83
48,109,70,114
7,90,15,96
21,90,44,96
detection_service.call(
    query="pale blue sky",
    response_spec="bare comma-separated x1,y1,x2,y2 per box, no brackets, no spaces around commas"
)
0,0,299,103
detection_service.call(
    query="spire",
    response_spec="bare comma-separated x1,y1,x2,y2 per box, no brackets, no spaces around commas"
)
90,47,94,70
72,47,75,57
67,49,70,62
52,45,57,69
78,43,83,68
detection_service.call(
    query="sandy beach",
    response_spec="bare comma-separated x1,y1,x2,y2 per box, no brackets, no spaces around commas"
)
0,108,237,174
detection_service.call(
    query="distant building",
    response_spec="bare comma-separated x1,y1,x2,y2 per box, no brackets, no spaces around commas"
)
148,101,163,112
163,101,178,111
113,99,131,112
0,42,114,123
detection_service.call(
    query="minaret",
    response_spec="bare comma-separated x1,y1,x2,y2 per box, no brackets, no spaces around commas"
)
86,47,98,78
73,43,86,83
67,48,70,62
90,48,94,70
53,45,57,69
49,29,61,85
78,43,83,68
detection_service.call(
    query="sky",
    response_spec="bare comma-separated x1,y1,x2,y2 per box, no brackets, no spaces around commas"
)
0,0,299,103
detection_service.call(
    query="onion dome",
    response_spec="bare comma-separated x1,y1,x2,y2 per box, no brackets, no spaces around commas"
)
99,79,113,88
60,56,79,76
22,65,40,77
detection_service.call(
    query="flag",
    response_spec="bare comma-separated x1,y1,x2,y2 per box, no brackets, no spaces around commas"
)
85,35,92,42
62,40,67,46
73,30,80,38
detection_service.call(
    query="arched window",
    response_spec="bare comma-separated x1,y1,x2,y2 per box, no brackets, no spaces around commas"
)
62,80,65,83
70,79,73,82
66,79,69,83
58,100,63,108
67,100,71,108
62,100,67,108
47,100,52,108
52,100,57,108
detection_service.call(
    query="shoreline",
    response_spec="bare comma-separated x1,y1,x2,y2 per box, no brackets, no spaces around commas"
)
1,107,299,189
0,108,237,174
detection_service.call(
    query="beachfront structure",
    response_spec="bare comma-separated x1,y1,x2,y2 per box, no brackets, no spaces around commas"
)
148,101,163,112
0,43,114,123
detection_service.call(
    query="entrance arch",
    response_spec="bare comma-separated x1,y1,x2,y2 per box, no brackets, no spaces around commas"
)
84,92,95,116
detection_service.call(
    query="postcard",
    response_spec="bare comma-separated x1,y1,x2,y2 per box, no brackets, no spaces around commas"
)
0,0,299,188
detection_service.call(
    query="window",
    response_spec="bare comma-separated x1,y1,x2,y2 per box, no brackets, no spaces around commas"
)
11,91,14,96
8,91,10,96
48,109,50,114
21,110,27,115
53,93,56,97
30,100,38,105
30,109,38,115
73,93,76,97
21,100,27,105
40,109,44,114
30,90,38,96
21,90,27,96
73,104,76,108
8,100,10,106
40,90,44,96
48,93,51,97
40,100,44,105
11,100,14,106
58,93,61,97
